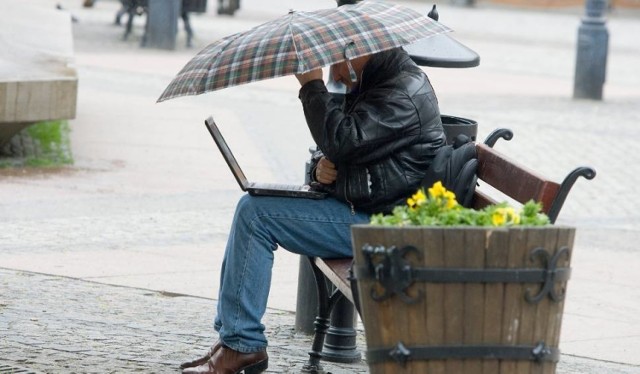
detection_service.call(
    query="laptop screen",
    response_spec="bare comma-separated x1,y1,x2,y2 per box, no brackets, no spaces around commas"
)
204,117,249,191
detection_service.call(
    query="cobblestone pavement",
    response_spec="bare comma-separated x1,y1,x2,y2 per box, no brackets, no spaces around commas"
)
2,269,639,374
0,269,368,374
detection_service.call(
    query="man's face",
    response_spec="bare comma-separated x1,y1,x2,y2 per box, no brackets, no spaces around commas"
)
330,61,354,90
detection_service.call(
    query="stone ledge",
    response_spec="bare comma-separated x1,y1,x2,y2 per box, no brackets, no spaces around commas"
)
0,2,78,143
0,79,77,124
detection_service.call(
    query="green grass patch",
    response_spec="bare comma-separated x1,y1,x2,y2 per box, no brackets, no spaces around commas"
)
0,120,73,168
26,120,73,166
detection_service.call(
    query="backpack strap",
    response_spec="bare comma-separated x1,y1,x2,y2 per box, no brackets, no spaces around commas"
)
422,140,478,207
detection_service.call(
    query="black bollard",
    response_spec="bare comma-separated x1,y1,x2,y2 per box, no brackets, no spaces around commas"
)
143,0,181,50
574,0,609,100
321,294,361,363
294,250,318,335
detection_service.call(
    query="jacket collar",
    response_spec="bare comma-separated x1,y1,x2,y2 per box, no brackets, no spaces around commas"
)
359,48,411,92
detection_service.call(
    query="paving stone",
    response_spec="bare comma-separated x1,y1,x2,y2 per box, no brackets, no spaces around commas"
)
3,269,640,373
0,269,369,373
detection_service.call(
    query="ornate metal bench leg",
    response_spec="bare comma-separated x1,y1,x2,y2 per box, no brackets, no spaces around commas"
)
301,257,343,374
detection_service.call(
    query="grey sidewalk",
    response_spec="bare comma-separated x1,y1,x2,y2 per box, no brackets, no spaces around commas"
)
0,268,366,374
2,0,640,373
1,268,638,373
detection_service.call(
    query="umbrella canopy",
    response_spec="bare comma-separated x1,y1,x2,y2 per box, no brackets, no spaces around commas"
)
157,1,451,102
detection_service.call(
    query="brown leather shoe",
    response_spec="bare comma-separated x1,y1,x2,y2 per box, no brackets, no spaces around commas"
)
181,345,268,374
179,341,223,369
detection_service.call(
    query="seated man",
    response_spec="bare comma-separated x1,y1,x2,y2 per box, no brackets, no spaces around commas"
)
180,47,447,374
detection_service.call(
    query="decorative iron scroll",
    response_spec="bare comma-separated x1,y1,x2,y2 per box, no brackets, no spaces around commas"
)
525,246,570,303
360,244,424,304
367,341,559,366
357,244,571,304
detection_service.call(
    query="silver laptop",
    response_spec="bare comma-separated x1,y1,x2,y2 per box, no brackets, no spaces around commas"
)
205,116,327,199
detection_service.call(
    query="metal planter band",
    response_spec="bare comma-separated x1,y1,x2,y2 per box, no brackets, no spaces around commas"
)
367,341,560,366
354,244,571,305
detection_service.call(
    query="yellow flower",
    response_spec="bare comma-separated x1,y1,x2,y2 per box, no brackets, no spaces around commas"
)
427,182,458,210
444,190,458,209
492,209,506,226
428,181,447,199
492,207,520,226
407,189,426,209
507,208,521,224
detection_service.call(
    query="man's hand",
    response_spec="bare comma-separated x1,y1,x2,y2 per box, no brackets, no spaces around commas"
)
295,69,323,87
315,157,337,184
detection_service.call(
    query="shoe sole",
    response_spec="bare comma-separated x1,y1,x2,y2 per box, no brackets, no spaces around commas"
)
242,358,268,374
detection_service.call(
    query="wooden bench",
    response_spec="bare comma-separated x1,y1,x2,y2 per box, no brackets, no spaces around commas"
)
300,128,596,373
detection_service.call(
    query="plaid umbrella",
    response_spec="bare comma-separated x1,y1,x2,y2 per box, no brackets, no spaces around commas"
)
157,1,451,102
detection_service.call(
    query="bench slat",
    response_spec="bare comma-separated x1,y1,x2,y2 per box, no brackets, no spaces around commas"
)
314,258,354,304
471,189,498,210
476,143,560,214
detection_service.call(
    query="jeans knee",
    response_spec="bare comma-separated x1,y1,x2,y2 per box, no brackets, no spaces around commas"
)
235,194,264,226
236,194,257,215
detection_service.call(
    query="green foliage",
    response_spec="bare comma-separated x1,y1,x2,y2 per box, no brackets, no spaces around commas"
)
0,120,73,168
371,182,550,227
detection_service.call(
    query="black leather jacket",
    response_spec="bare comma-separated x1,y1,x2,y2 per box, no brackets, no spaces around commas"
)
299,48,446,214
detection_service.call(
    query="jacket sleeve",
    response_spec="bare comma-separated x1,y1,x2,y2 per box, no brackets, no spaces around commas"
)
306,148,324,183
298,80,420,165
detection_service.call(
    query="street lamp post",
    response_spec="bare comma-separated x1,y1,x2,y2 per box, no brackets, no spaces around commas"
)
573,0,609,100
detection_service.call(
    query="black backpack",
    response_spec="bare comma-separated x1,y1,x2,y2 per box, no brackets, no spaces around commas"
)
421,136,478,208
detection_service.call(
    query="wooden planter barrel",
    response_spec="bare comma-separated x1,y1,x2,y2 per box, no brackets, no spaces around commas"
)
351,225,575,374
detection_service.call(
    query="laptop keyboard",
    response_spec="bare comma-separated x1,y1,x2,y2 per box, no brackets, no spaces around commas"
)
251,182,308,191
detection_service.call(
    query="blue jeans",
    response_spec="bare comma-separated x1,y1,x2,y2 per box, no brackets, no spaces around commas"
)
213,194,370,353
